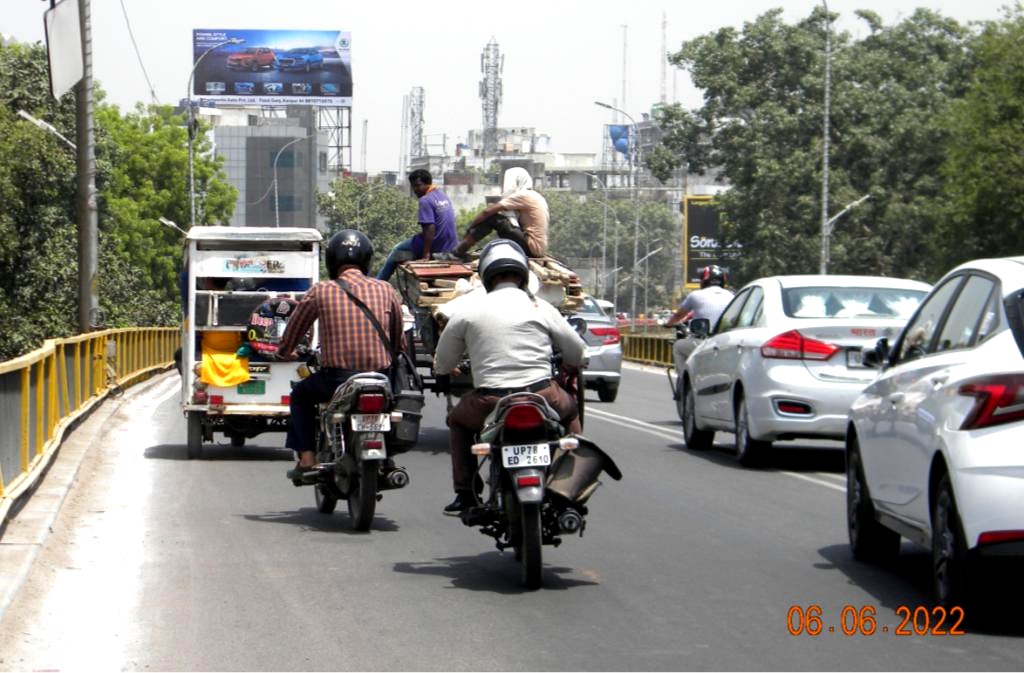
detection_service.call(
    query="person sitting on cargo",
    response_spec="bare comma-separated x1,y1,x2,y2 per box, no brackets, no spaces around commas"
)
433,239,586,514
377,169,459,281
277,229,404,482
438,167,549,261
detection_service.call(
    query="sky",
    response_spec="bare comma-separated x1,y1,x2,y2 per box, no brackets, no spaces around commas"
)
3,0,1014,174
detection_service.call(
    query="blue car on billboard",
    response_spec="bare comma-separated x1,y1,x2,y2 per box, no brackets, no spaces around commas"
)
277,48,324,72
234,82,256,94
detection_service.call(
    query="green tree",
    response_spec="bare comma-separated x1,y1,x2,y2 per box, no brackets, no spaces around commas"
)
654,8,972,284
316,178,417,273
936,7,1024,270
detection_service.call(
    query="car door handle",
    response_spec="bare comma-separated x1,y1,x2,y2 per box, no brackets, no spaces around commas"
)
888,392,905,405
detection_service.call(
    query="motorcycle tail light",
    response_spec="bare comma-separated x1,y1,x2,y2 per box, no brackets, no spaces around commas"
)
504,404,544,431
590,327,621,345
958,374,1024,430
209,395,224,405
357,393,386,413
761,330,839,361
471,442,491,456
363,440,383,450
517,475,542,488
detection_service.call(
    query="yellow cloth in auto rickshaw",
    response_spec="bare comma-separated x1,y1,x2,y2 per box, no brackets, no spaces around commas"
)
199,331,250,387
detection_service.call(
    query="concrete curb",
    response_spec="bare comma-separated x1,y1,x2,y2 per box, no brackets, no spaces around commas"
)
0,371,177,623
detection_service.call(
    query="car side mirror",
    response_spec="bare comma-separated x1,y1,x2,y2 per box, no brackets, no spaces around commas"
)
861,337,889,369
568,315,588,336
689,318,711,338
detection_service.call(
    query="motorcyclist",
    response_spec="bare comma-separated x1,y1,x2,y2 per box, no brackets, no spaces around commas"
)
276,229,403,482
666,264,734,373
433,239,586,514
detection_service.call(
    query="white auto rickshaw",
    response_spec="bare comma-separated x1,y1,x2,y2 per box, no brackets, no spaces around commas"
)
180,226,322,458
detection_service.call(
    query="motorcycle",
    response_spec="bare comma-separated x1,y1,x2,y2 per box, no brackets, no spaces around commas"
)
666,318,710,421
459,371,621,590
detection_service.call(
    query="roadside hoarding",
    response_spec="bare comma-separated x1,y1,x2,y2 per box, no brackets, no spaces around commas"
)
192,29,352,107
683,195,741,288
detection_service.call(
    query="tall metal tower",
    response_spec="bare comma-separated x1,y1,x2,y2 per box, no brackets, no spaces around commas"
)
660,11,668,104
479,37,503,158
408,86,426,161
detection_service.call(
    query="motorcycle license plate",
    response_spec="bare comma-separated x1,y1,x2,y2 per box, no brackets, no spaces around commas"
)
351,414,391,432
502,443,551,468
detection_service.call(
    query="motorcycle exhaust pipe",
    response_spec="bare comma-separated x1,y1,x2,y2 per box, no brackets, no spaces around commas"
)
385,467,410,489
558,508,583,534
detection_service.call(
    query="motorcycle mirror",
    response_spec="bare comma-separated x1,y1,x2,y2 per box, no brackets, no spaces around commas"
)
689,318,711,338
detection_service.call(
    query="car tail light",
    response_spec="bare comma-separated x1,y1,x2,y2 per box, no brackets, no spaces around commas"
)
517,475,542,488
590,327,621,345
504,404,544,431
761,330,839,361
777,401,812,415
978,530,1024,546
357,393,386,413
958,374,1024,430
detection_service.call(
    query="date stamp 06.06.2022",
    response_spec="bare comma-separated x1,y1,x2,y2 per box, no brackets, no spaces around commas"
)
787,605,966,637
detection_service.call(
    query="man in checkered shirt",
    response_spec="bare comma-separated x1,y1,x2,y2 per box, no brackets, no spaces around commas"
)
277,229,403,480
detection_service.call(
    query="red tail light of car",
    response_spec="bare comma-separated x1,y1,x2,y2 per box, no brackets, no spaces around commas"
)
504,404,545,431
761,330,840,361
357,393,386,413
958,374,1024,430
590,326,621,345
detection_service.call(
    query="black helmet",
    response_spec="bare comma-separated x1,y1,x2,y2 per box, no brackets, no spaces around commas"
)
700,264,727,289
478,239,529,291
325,229,373,277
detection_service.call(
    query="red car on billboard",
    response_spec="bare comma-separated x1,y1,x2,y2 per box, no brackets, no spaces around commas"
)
226,47,277,71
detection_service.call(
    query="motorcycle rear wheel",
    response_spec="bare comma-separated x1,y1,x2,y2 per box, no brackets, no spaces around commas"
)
315,484,338,514
520,503,543,590
347,461,378,531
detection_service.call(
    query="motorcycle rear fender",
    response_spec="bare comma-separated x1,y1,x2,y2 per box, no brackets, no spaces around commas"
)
510,467,546,504
352,432,387,461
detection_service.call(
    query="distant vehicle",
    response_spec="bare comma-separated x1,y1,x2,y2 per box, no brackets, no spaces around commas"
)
263,82,283,94
204,81,226,94
676,274,930,465
577,294,623,402
233,82,255,95
321,82,339,95
226,47,277,71
291,82,312,95
277,47,324,72
847,256,1024,608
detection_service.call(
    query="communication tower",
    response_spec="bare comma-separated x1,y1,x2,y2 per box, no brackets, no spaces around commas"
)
409,86,426,160
479,37,503,158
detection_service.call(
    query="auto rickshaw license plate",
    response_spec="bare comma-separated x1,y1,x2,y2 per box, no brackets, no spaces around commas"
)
502,443,551,468
236,381,266,395
351,414,391,432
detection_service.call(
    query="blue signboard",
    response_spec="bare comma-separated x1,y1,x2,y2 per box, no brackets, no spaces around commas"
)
192,29,352,107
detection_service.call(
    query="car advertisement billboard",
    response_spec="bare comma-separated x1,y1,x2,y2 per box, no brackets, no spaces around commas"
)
192,29,352,107
683,195,741,288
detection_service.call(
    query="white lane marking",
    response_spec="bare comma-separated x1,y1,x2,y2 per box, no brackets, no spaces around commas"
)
586,408,846,494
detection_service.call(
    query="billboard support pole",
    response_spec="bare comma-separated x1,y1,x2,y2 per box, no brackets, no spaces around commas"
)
75,0,98,332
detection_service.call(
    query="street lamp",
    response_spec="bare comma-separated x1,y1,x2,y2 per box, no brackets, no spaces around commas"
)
595,100,642,328
188,37,244,229
819,0,832,273
17,110,77,151
585,172,610,302
273,134,315,228
159,216,188,236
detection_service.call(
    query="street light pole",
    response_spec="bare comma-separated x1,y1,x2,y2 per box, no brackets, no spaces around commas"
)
188,37,243,229
585,172,610,301
595,100,641,326
819,0,832,274
273,134,315,228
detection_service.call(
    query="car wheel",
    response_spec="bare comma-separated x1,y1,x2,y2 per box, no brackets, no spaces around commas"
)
847,437,900,563
597,381,619,402
932,474,973,608
682,381,713,451
734,393,771,467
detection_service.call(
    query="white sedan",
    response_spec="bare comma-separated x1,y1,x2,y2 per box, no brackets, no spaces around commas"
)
847,256,1024,607
679,275,930,465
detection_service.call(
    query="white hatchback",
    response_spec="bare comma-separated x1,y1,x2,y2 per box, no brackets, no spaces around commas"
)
679,275,930,465
847,257,1024,607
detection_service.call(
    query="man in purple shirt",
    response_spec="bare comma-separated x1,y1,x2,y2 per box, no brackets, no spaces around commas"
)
377,169,458,280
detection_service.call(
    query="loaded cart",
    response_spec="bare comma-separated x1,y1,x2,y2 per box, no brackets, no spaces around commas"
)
180,226,322,459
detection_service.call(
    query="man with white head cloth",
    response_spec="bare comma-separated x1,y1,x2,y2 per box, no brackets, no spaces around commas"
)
441,167,549,259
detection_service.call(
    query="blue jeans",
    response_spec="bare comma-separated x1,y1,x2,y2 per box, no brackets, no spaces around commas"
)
376,238,416,281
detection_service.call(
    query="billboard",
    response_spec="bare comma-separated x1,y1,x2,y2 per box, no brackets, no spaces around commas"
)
192,29,352,107
683,195,742,288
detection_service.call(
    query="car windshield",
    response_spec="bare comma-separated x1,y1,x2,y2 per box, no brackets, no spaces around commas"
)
286,48,311,54
782,286,926,319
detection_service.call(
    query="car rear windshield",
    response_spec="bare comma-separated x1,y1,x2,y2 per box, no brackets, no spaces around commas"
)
577,296,605,316
782,287,926,319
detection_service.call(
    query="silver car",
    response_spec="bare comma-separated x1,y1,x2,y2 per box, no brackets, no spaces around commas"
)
577,295,623,402
679,275,931,465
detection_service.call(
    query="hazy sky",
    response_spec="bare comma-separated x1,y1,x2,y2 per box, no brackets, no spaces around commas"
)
4,0,1013,173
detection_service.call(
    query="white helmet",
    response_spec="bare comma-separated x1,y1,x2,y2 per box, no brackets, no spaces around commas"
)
478,239,529,292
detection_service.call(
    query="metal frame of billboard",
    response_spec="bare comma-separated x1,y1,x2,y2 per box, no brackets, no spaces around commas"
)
192,29,352,108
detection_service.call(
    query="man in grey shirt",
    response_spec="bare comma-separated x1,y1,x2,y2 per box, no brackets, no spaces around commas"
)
667,265,734,373
434,239,586,514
